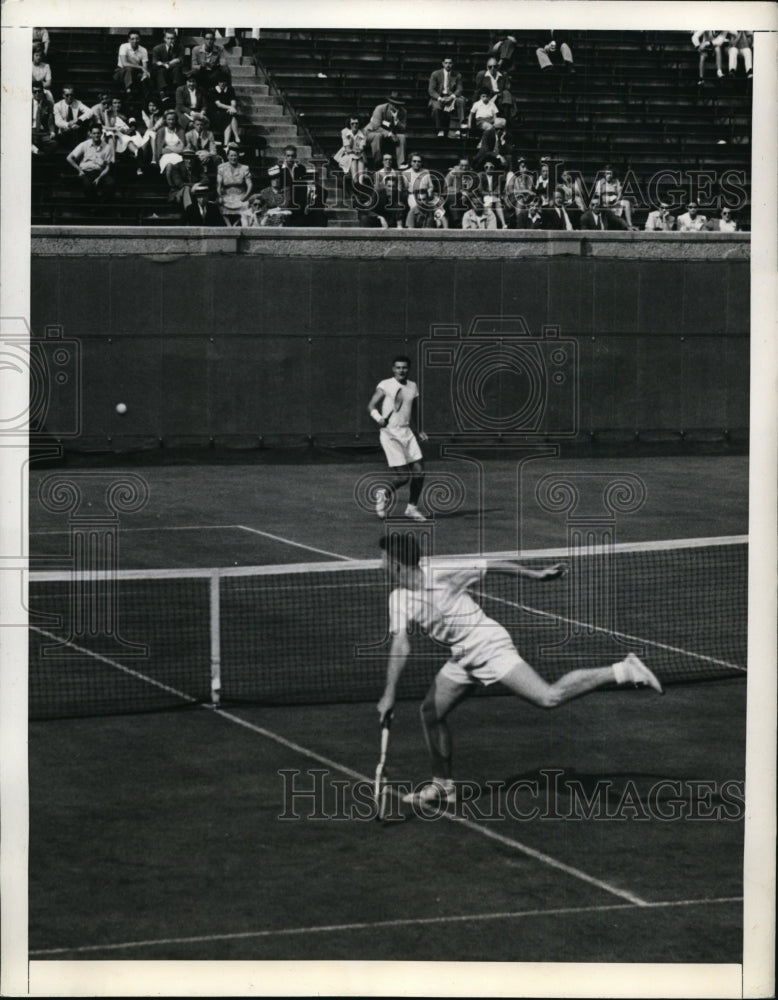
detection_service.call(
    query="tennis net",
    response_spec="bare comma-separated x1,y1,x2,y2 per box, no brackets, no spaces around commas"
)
28,536,747,720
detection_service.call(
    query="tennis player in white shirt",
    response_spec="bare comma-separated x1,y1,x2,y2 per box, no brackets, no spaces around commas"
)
367,355,428,521
376,532,664,806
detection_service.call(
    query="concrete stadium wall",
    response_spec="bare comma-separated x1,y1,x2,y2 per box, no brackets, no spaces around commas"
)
30,229,750,452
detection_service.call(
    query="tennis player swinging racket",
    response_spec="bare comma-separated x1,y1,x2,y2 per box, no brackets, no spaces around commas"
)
376,532,663,807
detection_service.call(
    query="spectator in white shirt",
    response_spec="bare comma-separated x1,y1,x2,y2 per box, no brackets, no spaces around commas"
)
53,85,92,149
113,29,150,96
691,30,727,84
644,201,677,231
462,199,498,230
66,124,115,199
677,201,708,232
705,207,738,232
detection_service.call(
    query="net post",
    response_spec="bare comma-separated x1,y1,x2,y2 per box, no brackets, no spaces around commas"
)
209,571,221,707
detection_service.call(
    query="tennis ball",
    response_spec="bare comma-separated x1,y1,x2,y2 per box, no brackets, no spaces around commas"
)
115,403,127,414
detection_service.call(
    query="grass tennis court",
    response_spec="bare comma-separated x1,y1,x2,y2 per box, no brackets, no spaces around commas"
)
28,452,748,963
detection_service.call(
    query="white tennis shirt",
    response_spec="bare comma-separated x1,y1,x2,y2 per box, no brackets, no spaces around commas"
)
376,377,418,428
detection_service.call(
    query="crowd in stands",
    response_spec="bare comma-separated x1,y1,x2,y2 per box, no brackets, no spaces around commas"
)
31,27,750,231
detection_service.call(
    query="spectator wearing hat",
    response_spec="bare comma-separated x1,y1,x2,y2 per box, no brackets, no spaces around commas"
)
705,207,738,232
462,198,498,230
644,201,677,231
176,74,209,130
428,57,467,138
185,116,221,180
217,143,252,225
53,85,92,150
190,30,231,89
151,29,185,99
536,31,575,73
113,30,150,97
334,115,368,192
677,200,707,232
365,92,407,169
183,182,225,225
248,165,291,226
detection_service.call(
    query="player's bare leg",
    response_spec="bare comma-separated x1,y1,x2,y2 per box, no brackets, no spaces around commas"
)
499,651,663,707
405,460,426,521
376,468,410,518
403,673,471,804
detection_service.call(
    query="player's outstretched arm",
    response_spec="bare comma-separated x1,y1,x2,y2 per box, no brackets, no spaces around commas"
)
377,630,410,720
486,559,568,581
367,387,390,427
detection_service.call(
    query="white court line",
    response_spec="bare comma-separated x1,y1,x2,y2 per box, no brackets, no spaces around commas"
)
29,896,743,956
479,591,746,673
234,524,354,561
28,525,240,535
29,615,649,910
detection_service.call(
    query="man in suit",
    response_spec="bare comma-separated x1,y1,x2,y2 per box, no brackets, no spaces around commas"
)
190,29,231,89
151,29,185,99
515,195,545,230
31,82,58,154
365,92,407,169
52,85,92,150
428,57,467,138
297,167,328,228
183,182,225,225
580,196,629,231
278,145,309,220
185,116,222,180
542,187,574,230
176,74,209,129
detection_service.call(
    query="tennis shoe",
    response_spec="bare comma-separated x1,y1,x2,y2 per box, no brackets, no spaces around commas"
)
402,779,456,805
404,503,426,521
613,652,663,694
375,488,388,519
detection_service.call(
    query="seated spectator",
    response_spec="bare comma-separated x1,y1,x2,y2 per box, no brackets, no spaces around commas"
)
534,158,553,205
32,45,53,102
677,200,708,231
298,167,328,228
32,28,50,58
580,196,629,231
478,157,508,229
558,168,586,211
334,115,368,191
428,57,467,138
515,195,545,230
472,118,511,171
594,164,636,229
726,31,753,78
705,207,738,232
151,29,185,101
644,201,676,231
376,172,408,228
543,187,574,230
190,30,231,90
403,153,434,225
473,57,515,121
154,108,192,200
138,97,165,169
208,76,241,147
536,31,575,73
89,92,113,128
489,34,518,73
185,116,222,180
31,82,57,155
365,92,407,169
462,198,497,230
504,156,534,215
278,144,308,216
100,96,135,157
691,30,727,84
183,182,226,225
353,174,390,229
53,85,92,150
176,74,209,130
444,156,478,228
407,185,448,230
113,30,150,98
468,90,501,139
66,123,115,199
216,144,252,226
247,165,291,226
373,153,399,192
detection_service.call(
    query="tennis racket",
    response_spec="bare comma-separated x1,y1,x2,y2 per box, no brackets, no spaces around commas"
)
374,711,394,821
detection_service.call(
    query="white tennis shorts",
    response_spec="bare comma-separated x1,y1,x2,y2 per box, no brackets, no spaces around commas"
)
439,643,526,687
380,426,423,468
